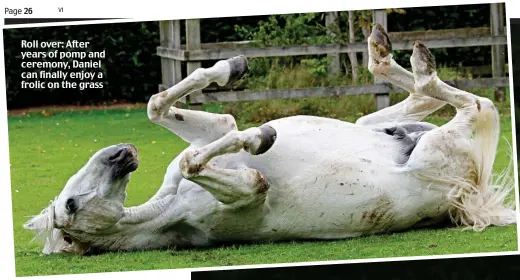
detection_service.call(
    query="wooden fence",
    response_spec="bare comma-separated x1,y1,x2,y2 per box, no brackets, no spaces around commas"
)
157,3,508,110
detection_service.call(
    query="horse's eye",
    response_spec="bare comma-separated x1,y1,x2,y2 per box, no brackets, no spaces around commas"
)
65,198,77,213
64,236,72,244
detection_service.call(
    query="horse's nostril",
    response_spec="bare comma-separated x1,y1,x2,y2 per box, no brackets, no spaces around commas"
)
109,149,125,162
105,144,138,166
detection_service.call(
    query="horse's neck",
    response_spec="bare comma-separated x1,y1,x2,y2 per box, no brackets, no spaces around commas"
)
77,195,179,251
119,194,175,224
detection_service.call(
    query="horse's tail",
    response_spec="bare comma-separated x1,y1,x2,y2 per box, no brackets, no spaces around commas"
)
447,100,516,231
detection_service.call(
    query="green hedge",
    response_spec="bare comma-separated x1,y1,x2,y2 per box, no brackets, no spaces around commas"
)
4,22,164,109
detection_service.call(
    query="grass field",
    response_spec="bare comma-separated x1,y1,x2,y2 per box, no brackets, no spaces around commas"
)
8,96,518,276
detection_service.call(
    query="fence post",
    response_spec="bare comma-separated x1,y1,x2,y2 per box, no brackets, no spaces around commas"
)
373,9,390,110
490,3,506,102
185,18,204,109
325,12,341,76
159,20,182,97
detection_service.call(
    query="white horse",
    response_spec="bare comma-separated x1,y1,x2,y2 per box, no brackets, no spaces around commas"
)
24,24,516,255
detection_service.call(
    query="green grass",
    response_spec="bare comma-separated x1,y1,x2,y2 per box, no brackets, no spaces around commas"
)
8,98,518,277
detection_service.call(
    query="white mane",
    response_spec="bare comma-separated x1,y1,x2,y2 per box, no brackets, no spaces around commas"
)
24,198,66,254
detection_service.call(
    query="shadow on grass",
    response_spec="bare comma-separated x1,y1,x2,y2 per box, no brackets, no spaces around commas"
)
72,219,460,258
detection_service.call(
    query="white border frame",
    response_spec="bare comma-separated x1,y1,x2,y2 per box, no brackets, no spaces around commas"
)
1,0,519,279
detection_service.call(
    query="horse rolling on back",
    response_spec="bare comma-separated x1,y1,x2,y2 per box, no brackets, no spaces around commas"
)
24,24,516,255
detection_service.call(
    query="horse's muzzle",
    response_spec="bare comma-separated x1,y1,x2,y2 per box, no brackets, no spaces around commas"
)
107,143,139,176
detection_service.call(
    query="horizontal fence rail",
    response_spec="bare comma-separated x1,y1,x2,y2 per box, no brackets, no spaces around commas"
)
171,26,507,50
157,27,508,61
157,36,508,61
188,77,510,104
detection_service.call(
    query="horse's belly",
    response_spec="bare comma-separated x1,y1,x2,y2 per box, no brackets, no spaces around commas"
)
237,116,402,193
235,116,448,238
252,170,450,240
201,182,448,242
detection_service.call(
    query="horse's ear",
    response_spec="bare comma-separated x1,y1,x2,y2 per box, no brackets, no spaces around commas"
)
23,205,54,231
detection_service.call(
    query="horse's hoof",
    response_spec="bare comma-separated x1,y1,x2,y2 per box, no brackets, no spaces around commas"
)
226,55,249,86
370,23,392,58
411,40,436,74
254,124,277,155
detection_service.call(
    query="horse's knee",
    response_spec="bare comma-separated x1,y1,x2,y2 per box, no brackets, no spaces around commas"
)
147,91,169,123
180,149,204,178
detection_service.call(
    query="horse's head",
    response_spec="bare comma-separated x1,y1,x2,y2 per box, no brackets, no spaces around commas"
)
23,143,139,255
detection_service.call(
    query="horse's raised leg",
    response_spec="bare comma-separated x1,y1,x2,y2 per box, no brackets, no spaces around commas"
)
146,56,248,201
405,40,515,230
179,125,277,208
410,40,495,136
147,56,249,147
356,24,447,127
